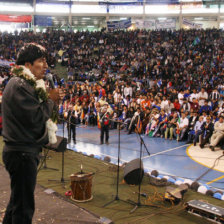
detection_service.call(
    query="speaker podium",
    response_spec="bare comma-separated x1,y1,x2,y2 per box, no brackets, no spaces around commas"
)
124,159,144,185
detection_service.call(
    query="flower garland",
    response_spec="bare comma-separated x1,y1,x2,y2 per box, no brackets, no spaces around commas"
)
12,65,58,144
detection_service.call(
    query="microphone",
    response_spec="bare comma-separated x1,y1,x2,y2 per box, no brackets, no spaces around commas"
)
46,73,55,89
49,79,55,89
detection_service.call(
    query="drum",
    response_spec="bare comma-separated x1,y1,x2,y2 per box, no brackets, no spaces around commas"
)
70,172,93,202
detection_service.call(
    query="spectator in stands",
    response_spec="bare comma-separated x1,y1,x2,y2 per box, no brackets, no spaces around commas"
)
198,87,208,107
175,113,189,141
199,116,214,148
209,115,224,151
199,100,212,115
165,112,178,140
193,115,204,146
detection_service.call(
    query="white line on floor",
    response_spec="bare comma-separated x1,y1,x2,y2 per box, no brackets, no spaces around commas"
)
142,144,190,160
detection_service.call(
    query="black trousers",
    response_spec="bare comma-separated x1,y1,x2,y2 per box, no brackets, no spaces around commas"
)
2,151,39,224
100,125,109,143
200,133,212,147
67,124,76,143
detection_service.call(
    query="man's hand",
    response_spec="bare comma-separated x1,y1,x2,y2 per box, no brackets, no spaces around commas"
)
49,89,60,104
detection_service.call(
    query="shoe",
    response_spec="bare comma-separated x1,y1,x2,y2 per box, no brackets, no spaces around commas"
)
193,142,196,146
199,144,204,149
106,141,109,145
209,145,215,151
100,142,104,145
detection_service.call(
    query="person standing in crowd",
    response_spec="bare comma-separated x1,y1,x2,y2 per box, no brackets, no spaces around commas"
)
65,104,76,144
1,43,60,224
99,104,110,144
209,115,224,151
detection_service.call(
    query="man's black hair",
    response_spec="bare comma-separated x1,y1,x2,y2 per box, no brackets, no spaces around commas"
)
16,43,47,65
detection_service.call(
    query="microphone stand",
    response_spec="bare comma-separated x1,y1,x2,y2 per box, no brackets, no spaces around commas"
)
103,119,134,207
39,147,59,171
127,126,156,213
48,118,69,187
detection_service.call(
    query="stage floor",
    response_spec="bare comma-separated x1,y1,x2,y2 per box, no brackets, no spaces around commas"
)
57,124,224,190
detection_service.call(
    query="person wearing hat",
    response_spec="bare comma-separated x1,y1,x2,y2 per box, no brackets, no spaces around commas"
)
209,115,224,151
99,104,110,144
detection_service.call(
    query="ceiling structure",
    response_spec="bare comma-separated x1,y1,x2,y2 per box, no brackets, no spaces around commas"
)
0,0,224,30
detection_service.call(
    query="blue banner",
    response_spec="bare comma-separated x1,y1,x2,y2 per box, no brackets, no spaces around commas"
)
34,16,53,26
36,0,70,4
107,18,132,31
100,0,178,5
100,2,143,6
0,59,14,68
145,0,179,4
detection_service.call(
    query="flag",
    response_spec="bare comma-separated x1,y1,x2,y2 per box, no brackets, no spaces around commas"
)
81,110,85,120
193,37,200,46
157,79,162,88
54,80,58,88
59,104,63,115
135,116,142,134
145,123,149,135
97,114,101,129
120,64,127,72
99,89,102,98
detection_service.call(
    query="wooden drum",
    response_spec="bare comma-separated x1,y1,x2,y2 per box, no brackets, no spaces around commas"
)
70,172,93,202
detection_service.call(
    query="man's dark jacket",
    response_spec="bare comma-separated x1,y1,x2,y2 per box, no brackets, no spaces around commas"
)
2,76,54,153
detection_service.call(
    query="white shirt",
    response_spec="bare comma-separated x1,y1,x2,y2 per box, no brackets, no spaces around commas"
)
198,91,208,106
161,100,169,110
179,117,189,128
178,93,184,105
124,87,133,98
194,120,203,132
190,93,198,102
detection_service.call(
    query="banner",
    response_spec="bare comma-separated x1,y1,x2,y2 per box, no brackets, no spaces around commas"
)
145,0,179,4
0,59,15,68
37,0,70,4
135,19,155,29
182,18,202,29
34,15,53,26
156,19,176,29
107,18,132,31
99,0,178,5
99,1,143,6
0,15,32,23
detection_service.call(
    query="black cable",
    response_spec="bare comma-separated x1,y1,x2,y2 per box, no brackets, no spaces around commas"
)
37,148,50,173
194,154,224,183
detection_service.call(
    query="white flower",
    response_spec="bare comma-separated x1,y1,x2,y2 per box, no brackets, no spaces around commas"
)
20,66,36,81
46,119,58,144
36,79,46,91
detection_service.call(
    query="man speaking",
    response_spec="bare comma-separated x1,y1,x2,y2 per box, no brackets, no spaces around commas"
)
2,43,60,224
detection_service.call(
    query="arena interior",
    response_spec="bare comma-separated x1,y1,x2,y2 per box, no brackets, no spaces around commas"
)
0,0,224,224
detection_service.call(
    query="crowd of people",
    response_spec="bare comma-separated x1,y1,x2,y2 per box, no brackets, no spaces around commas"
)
0,28,224,149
